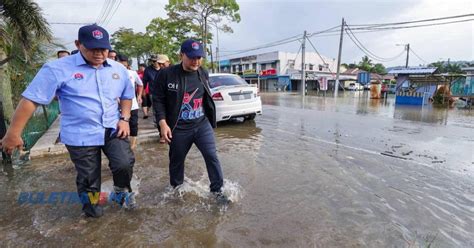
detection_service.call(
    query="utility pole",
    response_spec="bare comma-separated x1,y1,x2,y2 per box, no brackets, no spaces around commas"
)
335,18,345,97
301,30,307,97
405,43,410,68
210,45,214,73
216,47,220,73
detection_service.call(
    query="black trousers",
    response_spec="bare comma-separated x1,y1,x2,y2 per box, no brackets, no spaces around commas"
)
130,109,139,136
169,121,223,192
66,129,135,216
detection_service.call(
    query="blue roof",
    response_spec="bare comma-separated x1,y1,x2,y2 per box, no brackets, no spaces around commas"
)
388,67,437,75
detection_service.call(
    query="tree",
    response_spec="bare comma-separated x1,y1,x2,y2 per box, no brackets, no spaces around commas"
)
111,28,152,65
371,63,386,74
146,16,196,63
358,56,373,72
0,0,52,122
165,0,241,59
428,61,463,74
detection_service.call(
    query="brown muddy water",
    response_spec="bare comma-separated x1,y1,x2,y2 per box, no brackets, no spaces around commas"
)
0,92,473,247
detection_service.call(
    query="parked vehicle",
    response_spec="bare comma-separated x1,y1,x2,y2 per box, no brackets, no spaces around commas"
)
348,83,357,91
209,73,262,122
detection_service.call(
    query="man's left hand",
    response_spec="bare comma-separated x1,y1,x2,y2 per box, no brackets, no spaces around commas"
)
117,120,130,139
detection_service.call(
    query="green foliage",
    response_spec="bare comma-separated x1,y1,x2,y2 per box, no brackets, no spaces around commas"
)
146,16,197,63
343,56,387,74
1,0,54,121
372,63,386,74
428,61,463,74
0,0,52,65
111,28,152,65
165,0,241,58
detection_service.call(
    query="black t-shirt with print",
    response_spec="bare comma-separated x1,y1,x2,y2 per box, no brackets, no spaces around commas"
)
176,70,207,130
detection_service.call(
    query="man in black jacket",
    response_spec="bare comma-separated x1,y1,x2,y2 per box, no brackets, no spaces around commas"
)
142,55,160,119
151,39,229,204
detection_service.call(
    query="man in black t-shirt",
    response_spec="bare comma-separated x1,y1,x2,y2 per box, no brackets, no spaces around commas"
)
151,39,229,204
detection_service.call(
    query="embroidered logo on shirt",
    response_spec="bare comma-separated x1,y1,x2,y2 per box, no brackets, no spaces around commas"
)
74,73,84,80
112,73,120,79
92,30,103,40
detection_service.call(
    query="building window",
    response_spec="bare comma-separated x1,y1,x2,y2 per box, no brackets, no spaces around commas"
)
319,65,323,71
245,64,250,70
309,64,314,71
271,62,276,69
288,59,295,69
261,64,267,70
252,63,257,69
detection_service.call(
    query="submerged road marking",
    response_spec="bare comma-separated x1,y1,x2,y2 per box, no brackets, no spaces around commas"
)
274,128,434,168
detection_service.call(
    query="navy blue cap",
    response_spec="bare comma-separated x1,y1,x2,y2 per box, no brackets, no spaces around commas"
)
180,39,205,58
78,24,112,50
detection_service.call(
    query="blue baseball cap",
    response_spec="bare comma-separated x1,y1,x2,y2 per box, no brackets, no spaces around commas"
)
78,24,112,50
180,39,205,58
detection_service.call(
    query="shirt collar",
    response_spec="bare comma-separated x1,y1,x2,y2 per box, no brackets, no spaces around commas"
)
74,52,111,67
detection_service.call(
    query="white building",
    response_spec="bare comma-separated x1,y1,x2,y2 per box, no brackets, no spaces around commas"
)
219,51,346,91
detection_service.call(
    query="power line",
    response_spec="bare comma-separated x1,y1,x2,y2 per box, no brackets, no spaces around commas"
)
348,13,474,27
281,43,303,73
307,25,341,37
99,0,116,26
96,0,113,25
220,33,302,53
219,37,301,58
345,24,406,62
409,47,428,64
348,18,474,31
305,37,336,75
219,25,342,58
103,0,122,27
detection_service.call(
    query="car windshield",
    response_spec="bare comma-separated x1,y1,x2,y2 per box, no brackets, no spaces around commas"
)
209,75,248,88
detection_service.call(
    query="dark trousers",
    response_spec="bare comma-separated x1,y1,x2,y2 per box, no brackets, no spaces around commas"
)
66,129,135,216
169,121,223,192
130,109,139,136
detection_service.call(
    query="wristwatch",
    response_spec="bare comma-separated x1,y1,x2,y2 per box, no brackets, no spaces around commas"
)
119,116,130,122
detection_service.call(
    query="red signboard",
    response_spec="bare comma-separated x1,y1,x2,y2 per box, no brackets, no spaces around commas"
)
260,68,277,76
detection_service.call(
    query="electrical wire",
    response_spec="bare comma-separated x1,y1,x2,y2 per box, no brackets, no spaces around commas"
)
409,47,428,64
345,24,406,62
103,0,122,27
305,37,335,75
348,13,474,27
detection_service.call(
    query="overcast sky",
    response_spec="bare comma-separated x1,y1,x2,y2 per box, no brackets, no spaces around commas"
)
36,0,473,67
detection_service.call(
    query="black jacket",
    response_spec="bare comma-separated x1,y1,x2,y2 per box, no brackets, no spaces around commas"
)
142,65,160,90
151,64,217,130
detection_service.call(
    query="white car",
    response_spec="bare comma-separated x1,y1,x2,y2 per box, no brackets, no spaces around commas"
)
209,73,262,122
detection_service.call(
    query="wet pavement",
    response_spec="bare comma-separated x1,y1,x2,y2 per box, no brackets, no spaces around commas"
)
0,91,473,247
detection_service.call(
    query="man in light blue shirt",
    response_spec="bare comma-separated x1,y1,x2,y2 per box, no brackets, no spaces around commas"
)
1,24,136,217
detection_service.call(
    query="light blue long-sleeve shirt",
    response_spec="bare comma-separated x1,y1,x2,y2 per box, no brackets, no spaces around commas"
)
22,53,134,146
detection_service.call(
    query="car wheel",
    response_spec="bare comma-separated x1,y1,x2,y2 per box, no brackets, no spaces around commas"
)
245,114,256,121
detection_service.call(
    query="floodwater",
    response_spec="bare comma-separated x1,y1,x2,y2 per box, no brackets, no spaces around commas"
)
0,92,473,247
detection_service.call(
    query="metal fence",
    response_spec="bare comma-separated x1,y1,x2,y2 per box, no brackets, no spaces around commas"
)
21,101,59,150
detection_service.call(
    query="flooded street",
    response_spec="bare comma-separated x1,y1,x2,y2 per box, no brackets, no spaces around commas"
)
1,92,473,247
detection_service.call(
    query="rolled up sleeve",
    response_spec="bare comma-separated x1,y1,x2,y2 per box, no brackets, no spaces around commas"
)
21,64,59,105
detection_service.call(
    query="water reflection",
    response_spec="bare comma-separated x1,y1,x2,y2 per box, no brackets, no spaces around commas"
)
393,105,448,125
261,92,471,126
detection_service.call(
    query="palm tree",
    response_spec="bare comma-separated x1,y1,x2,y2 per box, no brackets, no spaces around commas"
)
0,0,52,127
358,56,373,72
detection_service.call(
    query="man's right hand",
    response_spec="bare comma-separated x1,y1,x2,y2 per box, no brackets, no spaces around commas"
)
159,119,172,143
0,132,24,155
